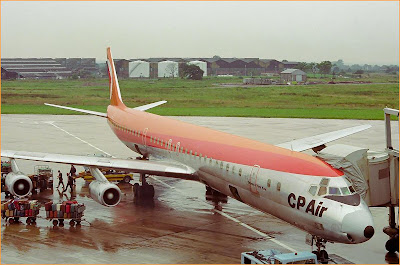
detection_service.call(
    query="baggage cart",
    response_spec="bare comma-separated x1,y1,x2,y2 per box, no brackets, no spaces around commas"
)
1,199,40,225
44,201,85,227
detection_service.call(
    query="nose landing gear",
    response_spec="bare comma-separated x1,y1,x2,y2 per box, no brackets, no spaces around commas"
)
309,235,330,264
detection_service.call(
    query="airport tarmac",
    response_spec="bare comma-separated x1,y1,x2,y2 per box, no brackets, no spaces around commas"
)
1,114,399,264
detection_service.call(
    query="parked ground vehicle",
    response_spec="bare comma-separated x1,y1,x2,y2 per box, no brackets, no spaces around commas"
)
1,199,40,224
30,165,53,193
78,168,133,183
241,249,317,264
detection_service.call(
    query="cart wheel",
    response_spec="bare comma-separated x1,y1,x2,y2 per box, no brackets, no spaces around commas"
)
69,220,75,227
52,220,58,226
26,217,31,225
123,175,131,183
9,218,14,224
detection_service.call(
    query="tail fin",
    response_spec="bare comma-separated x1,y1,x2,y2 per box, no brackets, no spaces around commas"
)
107,47,125,107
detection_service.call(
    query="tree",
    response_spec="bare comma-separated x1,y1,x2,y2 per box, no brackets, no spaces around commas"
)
181,63,204,80
309,62,318,77
165,64,178,78
297,62,308,72
317,61,332,77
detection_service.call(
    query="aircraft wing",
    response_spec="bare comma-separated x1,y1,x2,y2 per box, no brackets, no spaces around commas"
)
276,125,371,152
1,150,197,180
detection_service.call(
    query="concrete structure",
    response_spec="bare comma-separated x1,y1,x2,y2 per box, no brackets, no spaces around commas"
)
1,58,72,79
280,69,307,83
188,60,207,76
114,59,130,78
158,60,179,78
129,60,150,78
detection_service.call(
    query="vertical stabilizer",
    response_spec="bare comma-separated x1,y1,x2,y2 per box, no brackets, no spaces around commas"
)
107,47,125,107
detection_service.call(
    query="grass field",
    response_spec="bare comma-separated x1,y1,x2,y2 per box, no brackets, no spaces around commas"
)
1,76,398,120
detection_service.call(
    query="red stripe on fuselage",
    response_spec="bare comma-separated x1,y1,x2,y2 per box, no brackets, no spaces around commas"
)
107,105,343,177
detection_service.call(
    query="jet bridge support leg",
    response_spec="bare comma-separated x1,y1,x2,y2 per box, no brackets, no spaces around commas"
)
382,108,399,253
132,173,155,200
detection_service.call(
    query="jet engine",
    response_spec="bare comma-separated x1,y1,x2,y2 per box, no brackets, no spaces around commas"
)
5,172,33,197
89,181,122,207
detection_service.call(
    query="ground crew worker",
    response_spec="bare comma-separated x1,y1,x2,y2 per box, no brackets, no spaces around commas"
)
64,173,74,193
56,170,65,190
70,165,76,177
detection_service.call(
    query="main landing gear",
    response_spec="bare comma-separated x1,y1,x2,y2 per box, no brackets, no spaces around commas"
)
310,235,329,264
384,206,399,253
205,186,228,204
133,173,155,200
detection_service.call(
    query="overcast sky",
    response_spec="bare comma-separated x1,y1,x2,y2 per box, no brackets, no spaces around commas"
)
1,1,399,65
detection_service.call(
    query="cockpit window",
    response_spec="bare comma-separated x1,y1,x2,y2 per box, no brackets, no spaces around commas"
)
349,185,356,193
329,187,341,195
318,186,327,196
320,178,330,186
341,187,351,195
308,185,318,196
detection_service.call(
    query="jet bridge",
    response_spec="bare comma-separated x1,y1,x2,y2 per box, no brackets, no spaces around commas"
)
316,108,399,252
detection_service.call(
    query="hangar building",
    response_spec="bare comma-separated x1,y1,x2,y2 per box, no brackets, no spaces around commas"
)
280,69,307,83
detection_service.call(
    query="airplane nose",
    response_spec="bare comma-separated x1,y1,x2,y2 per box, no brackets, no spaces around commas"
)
342,210,374,243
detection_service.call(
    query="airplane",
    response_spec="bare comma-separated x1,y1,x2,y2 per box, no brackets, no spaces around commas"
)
2,47,375,262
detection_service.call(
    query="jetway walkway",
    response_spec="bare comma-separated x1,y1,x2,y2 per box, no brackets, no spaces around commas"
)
316,108,399,252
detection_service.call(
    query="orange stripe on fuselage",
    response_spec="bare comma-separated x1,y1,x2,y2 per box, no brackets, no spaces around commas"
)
107,105,343,177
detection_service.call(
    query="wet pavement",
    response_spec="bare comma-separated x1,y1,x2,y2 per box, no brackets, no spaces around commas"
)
1,114,399,264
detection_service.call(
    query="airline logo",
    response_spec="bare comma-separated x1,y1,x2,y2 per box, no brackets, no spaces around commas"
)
288,193,328,217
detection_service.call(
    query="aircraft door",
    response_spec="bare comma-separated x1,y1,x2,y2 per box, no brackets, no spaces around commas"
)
249,165,260,194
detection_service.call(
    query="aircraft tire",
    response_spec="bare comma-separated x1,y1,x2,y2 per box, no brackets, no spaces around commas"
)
386,237,398,253
320,250,329,264
147,185,155,198
133,183,139,197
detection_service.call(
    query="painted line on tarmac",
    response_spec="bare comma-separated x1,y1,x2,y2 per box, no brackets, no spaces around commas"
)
47,124,297,253
150,176,297,252
44,121,114,157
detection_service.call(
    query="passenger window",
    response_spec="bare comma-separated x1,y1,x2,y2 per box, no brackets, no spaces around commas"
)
308,185,318,196
329,187,341,195
232,165,235,173
226,164,229,171
220,162,223,169
341,187,351,195
267,179,271,187
349,186,356,193
239,168,242,176
318,186,327,196
277,182,281,192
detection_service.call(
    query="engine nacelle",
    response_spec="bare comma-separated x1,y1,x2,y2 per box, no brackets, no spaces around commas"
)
89,181,122,207
5,172,33,197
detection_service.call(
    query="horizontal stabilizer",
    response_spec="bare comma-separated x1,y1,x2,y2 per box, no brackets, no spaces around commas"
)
133,101,167,111
277,124,372,152
44,103,107,117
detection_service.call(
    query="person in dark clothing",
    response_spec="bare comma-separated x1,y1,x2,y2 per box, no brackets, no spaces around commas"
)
64,173,74,193
70,165,77,177
56,170,65,190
